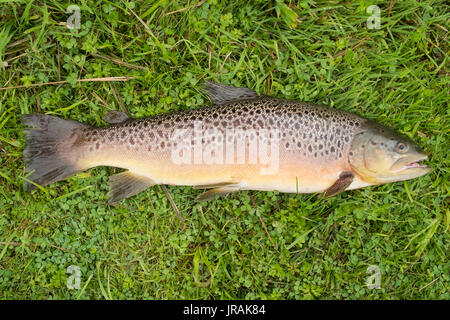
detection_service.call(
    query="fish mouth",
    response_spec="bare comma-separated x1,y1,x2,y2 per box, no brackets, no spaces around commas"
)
390,155,430,173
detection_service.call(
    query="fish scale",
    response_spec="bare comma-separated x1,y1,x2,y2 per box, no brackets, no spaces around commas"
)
22,82,430,203
78,97,364,161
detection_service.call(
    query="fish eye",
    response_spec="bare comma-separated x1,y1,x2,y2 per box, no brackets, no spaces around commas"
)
396,142,408,153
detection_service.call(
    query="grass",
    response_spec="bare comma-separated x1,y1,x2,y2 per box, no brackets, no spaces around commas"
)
0,0,449,299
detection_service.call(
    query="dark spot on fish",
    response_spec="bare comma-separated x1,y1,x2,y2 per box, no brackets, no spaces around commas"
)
121,131,126,139
161,141,165,149
349,121,354,126
331,146,335,153
164,123,170,128
139,132,145,140
314,152,317,158
257,120,264,127
130,137,135,145
349,151,353,156
297,142,302,148
213,113,218,119
149,132,155,139
308,145,312,153
96,142,100,150
319,144,323,150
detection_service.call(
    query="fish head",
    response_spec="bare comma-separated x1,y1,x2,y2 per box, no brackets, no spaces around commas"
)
348,121,430,184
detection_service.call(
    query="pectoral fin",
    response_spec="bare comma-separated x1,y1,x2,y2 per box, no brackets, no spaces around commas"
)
104,111,130,124
196,186,239,202
323,171,354,197
108,171,155,204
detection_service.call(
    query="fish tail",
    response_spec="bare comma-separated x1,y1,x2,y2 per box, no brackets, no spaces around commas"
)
22,114,88,191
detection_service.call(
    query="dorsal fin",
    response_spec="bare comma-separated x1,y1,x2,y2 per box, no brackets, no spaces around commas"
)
203,81,259,105
104,110,130,124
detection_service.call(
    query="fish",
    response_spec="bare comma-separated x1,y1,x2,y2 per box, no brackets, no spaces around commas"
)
21,81,430,204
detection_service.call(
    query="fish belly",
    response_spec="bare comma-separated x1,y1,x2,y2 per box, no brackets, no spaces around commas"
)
78,142,348,194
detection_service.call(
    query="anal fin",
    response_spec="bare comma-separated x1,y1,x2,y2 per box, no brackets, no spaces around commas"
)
108,171,155,204
196,186,239,202
323,171,354,197
193,181,240,189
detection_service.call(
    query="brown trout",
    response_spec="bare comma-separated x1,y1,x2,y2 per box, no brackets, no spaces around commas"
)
22,82,430,203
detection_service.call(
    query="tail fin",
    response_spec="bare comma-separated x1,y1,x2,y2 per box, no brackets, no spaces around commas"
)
22,114,87,191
